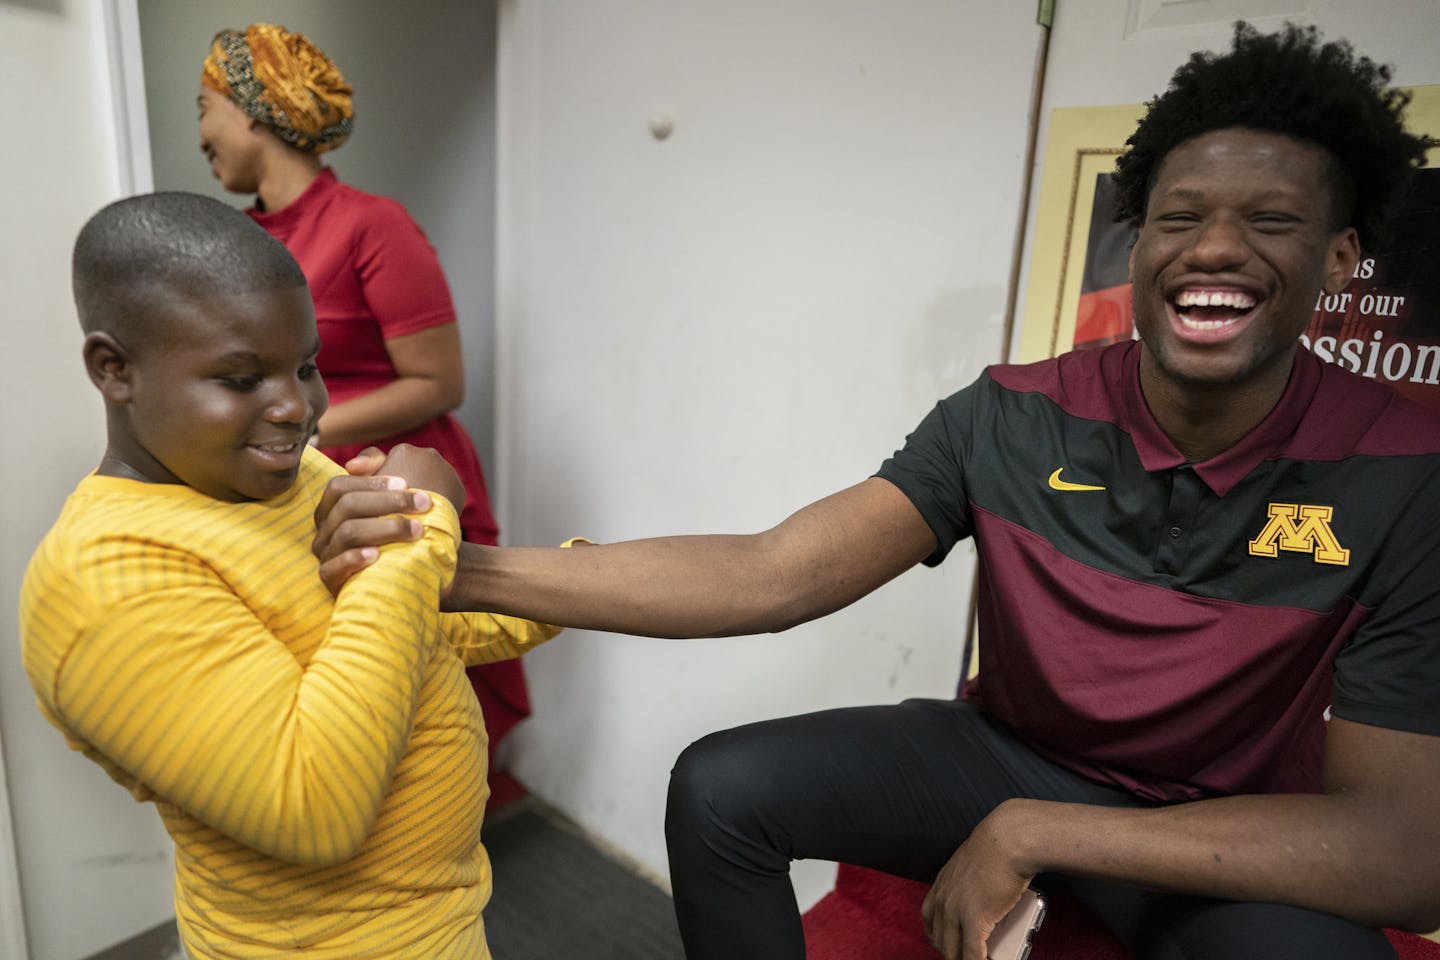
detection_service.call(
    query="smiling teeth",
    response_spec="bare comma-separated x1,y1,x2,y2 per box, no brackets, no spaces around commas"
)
1174,290,1256,309
255,443,297,453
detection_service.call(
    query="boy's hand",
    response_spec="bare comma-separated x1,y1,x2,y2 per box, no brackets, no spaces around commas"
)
374,444,465,514
312,445,464,596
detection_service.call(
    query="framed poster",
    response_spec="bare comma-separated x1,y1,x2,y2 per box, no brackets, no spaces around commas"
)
1018,86,1440,410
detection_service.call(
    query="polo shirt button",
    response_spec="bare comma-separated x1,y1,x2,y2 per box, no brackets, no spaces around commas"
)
1169,526,1182,538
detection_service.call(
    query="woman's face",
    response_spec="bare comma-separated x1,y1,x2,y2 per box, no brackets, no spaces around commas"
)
197,86,266,195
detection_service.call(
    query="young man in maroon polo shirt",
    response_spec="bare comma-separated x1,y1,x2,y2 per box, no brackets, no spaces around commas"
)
315,22,1438,960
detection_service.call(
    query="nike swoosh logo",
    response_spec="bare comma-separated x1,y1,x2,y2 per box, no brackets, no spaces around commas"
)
1048,468,1105,492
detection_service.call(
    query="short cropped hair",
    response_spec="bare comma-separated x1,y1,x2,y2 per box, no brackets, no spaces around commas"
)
1113,21,1430,250
73,191,306,342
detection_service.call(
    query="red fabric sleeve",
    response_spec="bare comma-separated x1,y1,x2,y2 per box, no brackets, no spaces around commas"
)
352,196,458,339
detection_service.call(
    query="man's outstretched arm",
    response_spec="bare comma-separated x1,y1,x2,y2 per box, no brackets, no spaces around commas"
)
922,717,1440,960
316,461,939,638
441,477,936,637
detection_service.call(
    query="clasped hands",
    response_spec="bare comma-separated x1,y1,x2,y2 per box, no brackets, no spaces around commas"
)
312,446,1040,959
312,444,464,596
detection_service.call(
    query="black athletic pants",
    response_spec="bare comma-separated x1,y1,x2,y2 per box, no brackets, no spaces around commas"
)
664,699,1397,960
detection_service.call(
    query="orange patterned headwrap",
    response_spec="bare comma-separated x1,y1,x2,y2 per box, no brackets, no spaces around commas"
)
201,24,354,154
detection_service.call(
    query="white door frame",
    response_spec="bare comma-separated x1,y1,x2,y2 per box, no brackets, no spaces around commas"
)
0,5,153,957
105,0,156,196
0,737,27,960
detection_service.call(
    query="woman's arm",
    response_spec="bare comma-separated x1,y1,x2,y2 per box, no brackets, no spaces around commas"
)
315,323,465,447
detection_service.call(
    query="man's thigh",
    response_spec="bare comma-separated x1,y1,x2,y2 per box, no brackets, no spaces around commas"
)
1056,876,1399,960
670,698,1141,881
673,698,1398,959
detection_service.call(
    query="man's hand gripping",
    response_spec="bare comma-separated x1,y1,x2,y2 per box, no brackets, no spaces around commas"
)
921,802,1038,960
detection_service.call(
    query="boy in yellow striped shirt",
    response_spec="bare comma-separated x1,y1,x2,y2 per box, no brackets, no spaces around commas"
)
20,192,559,959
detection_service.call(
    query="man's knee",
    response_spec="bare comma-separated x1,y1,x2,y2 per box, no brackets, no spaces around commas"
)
667,727,772,832
665,725,803,880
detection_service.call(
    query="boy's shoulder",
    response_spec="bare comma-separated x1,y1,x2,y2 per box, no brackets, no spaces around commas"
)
27,447,340,588
21,450,340,683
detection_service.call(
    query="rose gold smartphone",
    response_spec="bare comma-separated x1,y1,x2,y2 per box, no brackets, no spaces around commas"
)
987,887,1046,960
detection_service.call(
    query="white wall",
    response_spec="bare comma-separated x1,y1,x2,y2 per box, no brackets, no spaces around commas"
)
137,0,502,475
0,4,178,959
494,0,1044,904
1043,0,1440,109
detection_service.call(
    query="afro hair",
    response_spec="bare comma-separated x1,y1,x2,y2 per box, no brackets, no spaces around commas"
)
1112,21,1431,250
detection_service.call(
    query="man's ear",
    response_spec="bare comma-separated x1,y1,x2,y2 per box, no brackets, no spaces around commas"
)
1323,227,1361,295
83,332,135,403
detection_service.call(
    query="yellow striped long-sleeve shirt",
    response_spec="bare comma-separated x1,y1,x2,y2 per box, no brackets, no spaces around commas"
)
19,448,559,959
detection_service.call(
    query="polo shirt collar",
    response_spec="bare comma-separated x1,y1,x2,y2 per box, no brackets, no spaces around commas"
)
1119,341,1321,497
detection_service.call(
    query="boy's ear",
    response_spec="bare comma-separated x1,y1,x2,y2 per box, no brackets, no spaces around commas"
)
83,332,135,404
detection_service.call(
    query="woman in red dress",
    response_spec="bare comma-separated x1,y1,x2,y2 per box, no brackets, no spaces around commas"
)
197,23,530,788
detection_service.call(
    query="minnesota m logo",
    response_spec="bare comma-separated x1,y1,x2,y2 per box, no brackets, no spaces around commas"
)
1248,503,1350,566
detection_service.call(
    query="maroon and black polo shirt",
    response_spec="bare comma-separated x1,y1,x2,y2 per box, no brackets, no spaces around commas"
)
876,340,1440,803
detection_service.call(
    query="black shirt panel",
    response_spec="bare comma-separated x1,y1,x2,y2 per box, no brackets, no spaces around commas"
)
875,341,1440,798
